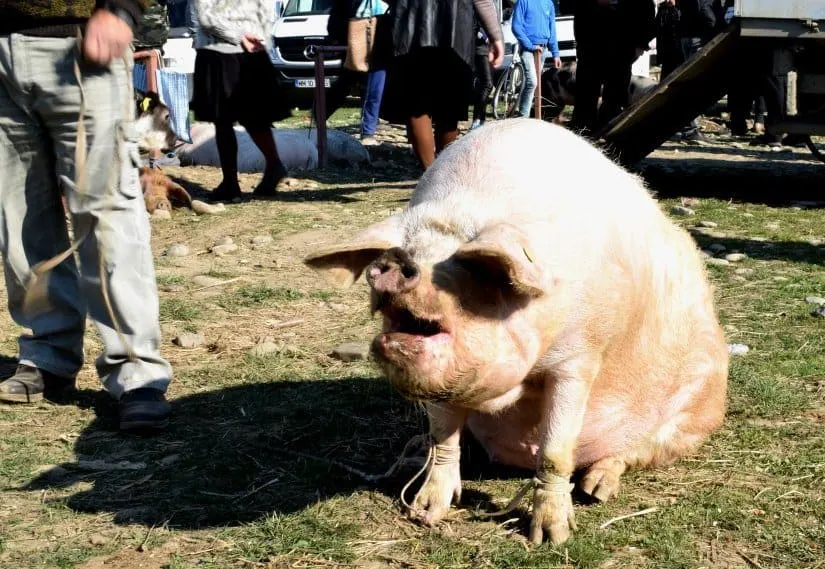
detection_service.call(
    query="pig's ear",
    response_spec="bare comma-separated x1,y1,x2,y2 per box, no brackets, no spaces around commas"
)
304,214,403,287
453,223,546,297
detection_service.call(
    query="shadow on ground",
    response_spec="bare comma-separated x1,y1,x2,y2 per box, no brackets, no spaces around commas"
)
639,153,825,205
688,231,825,266
20,376,550,531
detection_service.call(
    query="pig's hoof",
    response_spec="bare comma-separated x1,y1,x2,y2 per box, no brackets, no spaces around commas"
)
408,463,462,527
580,457,626,502
529,480,577,545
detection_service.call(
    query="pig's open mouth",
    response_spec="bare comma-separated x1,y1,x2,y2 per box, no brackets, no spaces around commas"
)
375,301,450,344
387,308,445,337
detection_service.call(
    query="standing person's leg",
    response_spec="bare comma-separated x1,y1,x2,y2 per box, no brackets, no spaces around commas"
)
361,68,386,142
213,120,242,199
678,37,706,138
0,35,84,404
598,48,632,130
517,48,542,118
471,52,492,126
241,51,293,196
753,95,766,134
435,120,459,154
37,37,173,430
409,114,437,168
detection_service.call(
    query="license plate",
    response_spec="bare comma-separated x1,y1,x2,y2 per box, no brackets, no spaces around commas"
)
295,78,330,88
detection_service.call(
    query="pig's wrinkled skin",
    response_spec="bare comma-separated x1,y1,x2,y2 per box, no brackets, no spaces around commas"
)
304,118,729,545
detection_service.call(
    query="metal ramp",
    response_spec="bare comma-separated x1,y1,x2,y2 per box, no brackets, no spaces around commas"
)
597,23,743,167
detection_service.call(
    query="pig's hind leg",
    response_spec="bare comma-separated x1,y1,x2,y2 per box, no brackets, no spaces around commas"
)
579,455,626,502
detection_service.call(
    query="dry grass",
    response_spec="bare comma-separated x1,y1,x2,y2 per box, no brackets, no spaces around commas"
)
0,108,823,569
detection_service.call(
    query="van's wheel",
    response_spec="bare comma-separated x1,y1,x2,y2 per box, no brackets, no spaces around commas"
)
492,62,525,120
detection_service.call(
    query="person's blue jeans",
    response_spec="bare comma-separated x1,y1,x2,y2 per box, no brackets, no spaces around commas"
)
518,48,548,117
361,69,386,135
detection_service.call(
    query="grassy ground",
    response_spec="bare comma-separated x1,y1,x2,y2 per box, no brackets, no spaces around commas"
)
0,107,824,569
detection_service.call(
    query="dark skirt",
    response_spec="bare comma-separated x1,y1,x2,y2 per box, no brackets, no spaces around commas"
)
190,48,292,127
379,47,475,126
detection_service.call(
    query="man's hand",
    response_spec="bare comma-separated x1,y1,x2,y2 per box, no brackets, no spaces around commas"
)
83,9,133,65
554,56,562,68
241,33,266,53
534,45,544,54
488,39,504,68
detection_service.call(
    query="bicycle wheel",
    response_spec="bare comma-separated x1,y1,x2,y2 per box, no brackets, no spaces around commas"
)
491,67,512,120
505,61,525,118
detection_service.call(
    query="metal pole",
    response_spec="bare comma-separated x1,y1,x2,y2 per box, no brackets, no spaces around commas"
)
313,47,328,169
533,50,542,120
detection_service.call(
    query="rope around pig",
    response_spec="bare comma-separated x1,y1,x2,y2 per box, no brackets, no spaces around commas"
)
279,432,573,520
22,29,137,362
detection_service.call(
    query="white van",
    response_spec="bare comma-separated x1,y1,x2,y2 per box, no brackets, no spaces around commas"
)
270,0,341,109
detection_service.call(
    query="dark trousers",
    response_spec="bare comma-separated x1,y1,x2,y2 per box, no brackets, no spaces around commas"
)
472,52,494,123
727,44,785,142
660,36,707,136
571,48,633,135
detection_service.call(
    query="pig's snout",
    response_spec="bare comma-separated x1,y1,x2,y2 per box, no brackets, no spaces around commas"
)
367,248,420,294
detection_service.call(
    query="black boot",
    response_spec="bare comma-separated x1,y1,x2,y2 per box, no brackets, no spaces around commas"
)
0,364,75,404
119,388,171,432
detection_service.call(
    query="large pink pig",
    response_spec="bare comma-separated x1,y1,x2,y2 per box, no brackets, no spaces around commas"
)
305,118,729,545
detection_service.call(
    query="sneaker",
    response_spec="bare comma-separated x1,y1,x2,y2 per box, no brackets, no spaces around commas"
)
209,180,243,203
0,364,75,404
119,388,171,432
360,134,380,146
469,121,481,131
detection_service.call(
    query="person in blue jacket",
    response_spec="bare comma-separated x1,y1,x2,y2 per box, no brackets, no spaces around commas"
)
512,0,562,118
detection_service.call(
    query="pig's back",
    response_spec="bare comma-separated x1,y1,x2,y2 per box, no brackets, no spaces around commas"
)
408,119,661,233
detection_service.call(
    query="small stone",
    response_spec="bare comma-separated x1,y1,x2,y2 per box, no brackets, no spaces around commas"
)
160,285,184,293
211,243,239,257
328,303,347,312
725,253,746,262
214,236,234,247
166,243,189,257
152,209,172,220
89,534,109,547
765,222,780,230
251,235,273,245
773,276,789,282
698,220,718,228
811,305,825,318
804,296,825,305
192,275,224,287
807,238,823,246
173,332,205,349
735,268,754,275
250,341,280,357
670,206,695,216
330,342,370,362
707,258,730,266
728,343,749,356
159,454,181,466
682,198,701,207
742,212,754,218
708,243,727,253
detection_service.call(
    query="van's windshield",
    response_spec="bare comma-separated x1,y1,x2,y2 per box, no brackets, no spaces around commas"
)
283,0,334,16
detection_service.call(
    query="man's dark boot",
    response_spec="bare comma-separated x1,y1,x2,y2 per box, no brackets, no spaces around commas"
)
0,364,75,404
119,388,171,432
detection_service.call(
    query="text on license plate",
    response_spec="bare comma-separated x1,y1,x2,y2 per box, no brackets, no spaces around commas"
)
295,78,331,88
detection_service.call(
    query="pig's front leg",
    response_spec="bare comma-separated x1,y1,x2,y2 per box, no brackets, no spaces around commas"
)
409,403,467,526
531,355,600,545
